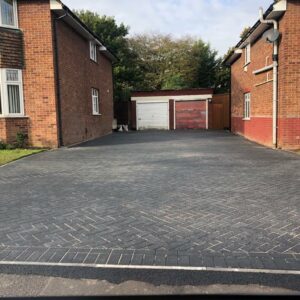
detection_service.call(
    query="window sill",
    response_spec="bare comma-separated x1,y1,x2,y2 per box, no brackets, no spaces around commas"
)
92,113,102,116
0,115,28,119
243,118,251,121
244,62,251,68
0,24,19,30
90,59,98,64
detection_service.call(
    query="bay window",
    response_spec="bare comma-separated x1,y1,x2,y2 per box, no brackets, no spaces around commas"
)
0,0,18,28
0,69,24,117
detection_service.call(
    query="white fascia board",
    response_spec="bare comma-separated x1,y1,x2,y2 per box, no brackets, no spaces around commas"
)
132,95,213,102
50,0,63,10
273,0,287,12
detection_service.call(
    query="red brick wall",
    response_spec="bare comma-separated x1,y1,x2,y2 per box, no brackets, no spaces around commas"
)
278,0,300,149
55,18,113,146
169,100,175,130
231,30,275,147
18,0,59,148
131,101,137,130
0,118,28,144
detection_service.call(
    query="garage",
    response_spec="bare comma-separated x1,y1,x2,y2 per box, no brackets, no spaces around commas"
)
137,102,169,130
176,100,207,129
130,89,229,131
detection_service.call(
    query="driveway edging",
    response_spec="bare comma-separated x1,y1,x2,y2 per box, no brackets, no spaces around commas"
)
0,261,300,276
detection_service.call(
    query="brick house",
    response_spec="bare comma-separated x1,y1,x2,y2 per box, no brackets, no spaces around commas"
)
0,0,115,148
225,0,300,150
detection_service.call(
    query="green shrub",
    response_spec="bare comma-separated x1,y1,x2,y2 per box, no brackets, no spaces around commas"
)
5,144,16,150
0,141,7,150
15,132,28,149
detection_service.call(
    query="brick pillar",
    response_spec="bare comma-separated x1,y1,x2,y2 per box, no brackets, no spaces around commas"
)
169,99,175,130
131,101,137,130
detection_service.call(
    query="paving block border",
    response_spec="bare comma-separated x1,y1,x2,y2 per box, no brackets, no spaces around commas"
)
0,246,299,272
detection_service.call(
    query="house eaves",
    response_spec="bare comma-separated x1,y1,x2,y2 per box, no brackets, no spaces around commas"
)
50,0,118,63
224,0,287,65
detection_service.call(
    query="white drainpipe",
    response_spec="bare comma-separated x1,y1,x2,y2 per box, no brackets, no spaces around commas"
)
259,7,278,148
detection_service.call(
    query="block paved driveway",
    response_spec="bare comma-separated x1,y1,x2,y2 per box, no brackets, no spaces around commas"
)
0,131,300,270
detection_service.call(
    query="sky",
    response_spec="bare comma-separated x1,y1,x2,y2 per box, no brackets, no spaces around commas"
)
63,0,272,56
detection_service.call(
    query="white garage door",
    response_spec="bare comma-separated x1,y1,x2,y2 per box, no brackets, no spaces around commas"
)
137,102,169,130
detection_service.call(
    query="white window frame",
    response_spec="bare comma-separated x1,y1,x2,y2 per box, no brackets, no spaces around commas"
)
90,41,97,62
0,0,18,29
243,93,251,120
245,43,251,65
92,88,100,115
0,69,24,117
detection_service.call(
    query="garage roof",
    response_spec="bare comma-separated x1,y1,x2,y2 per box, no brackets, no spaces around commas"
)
132,88,214,98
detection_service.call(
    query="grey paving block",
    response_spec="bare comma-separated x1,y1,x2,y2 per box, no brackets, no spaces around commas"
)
213,256,228,268
95,253,110,264
178,256,190,267
83,253,99,264
72,253,88,264
60,252,77,263
154,255,166,266
142,254,155,265
130,254,144,265
48,250,69,263
0,131,299,271
166,256,178,266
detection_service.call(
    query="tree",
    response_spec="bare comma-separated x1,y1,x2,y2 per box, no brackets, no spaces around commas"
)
214,47,234,93
190,40,220,88
75,11,230,96
129,34,223,91
240,26,251,39
74,10,143,101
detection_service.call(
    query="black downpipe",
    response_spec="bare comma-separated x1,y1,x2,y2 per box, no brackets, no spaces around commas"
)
52,14,67,147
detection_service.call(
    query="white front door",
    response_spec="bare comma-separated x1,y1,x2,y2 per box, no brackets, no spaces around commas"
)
137,102,169,130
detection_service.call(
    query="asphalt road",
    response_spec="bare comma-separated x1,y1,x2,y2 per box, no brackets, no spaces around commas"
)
0,266,299,296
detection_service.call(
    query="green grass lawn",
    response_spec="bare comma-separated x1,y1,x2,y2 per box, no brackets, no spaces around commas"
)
0,149,44,166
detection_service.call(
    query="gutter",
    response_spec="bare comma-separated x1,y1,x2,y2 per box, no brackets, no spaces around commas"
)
259,7,279,148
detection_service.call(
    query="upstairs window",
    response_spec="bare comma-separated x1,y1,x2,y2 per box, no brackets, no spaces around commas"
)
0,69,24,116
0,0,18,28
90,41,97,62
245,43,251,65
92,88,100,115
244,93,251,120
